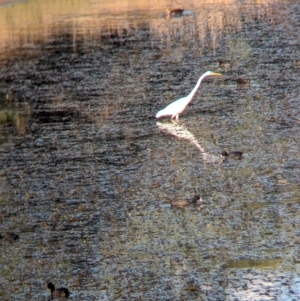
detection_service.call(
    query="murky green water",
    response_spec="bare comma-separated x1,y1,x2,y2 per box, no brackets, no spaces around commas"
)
1,0,300,300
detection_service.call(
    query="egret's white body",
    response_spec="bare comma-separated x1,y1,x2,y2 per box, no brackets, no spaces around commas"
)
155,71,222,120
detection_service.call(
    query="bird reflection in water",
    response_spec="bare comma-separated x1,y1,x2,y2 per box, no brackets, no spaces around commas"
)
156,121,220,164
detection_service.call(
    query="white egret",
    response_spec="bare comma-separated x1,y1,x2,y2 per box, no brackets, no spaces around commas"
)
155,71,222,121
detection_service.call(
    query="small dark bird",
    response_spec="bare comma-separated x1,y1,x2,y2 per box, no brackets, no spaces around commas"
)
190,195,201,204
236,78,251,87
171,195,201,208
218,60,231,70
47,282,70,299
166,8,184,17
0,232,19,242
221,151,243,161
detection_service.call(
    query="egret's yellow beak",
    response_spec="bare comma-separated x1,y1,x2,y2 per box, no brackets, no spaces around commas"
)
211,72,222,76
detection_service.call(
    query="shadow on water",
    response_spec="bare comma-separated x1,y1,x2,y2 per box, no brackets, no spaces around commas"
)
1,0,300,300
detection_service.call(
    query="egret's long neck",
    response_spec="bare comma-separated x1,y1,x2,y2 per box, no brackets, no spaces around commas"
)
186,73,207,102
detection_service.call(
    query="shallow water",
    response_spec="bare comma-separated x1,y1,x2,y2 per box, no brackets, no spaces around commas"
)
1,0,300,300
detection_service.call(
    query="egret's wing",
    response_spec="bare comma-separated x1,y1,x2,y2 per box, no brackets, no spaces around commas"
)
160,97,188,116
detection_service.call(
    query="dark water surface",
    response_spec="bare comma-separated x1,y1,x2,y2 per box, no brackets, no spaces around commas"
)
1,0,300,300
